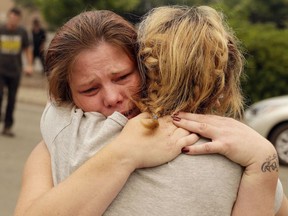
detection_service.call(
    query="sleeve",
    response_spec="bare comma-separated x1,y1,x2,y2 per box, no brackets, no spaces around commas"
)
274,178,284,213
40,102,73,151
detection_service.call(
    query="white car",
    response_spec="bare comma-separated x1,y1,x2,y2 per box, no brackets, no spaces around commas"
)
244,95,288,166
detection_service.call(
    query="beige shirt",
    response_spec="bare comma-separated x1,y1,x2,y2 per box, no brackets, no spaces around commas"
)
41,103,282,215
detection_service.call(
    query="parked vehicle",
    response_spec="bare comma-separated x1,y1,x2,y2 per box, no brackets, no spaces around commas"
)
244,95,288,165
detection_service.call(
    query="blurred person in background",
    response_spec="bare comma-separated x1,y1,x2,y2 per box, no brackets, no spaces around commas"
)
32,18,46,74
0,7,33,137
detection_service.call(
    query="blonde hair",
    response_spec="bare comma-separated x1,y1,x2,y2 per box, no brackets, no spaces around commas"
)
137,6,244,128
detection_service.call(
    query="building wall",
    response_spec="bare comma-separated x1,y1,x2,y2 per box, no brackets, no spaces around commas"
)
0,0,14,24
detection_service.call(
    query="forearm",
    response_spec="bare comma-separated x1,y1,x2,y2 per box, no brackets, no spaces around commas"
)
23,142,135,216
25,47,33,66
20,114,190,216
232,152,278,216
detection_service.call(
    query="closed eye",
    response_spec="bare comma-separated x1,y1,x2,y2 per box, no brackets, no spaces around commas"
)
81,87,99,95
115,73,131,82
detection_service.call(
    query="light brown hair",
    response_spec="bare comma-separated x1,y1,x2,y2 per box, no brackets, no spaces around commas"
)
137,5,245,128
46,10,138,105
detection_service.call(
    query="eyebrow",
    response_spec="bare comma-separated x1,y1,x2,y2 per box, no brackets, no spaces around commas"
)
76,68,133,89
76,78,97,89
111,72,121,75
111,67,131,75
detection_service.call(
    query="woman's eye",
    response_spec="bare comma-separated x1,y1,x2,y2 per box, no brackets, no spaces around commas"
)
117,73,130,81
82,87,99,94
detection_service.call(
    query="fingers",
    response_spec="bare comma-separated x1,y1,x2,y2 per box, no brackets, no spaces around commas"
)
177,133,200,149
172,116,218,140
182,141,225,155
174,112,222,126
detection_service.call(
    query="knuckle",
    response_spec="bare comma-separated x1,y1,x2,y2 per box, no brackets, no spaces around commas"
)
199,122,208,132
203,143,212,153
191,133,200,142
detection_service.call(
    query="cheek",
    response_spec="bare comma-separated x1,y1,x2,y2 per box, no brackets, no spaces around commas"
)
73,94,101,112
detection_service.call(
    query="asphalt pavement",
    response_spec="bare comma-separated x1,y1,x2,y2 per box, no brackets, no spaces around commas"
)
0,71,287,216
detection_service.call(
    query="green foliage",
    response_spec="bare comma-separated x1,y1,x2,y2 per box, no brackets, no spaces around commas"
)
218,0,288,29
210,0,288,105
247,0,288,28
237,24,288,104
131,0,218,17
14,0,140,28
38,0,86,29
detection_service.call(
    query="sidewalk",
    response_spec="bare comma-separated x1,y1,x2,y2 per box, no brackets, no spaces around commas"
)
18,71,48,106
0,71,48,216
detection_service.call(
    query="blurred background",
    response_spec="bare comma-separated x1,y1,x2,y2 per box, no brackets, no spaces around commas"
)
0,0,287,215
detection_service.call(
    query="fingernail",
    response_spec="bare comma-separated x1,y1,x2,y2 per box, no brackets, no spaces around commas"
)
172,116,181,121
181,147,189,153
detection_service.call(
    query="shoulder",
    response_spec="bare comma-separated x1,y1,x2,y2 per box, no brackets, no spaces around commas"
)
41,102,73,121
40,103,75,146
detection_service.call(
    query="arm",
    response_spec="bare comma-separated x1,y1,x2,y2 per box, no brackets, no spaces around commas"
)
14,113,198,216
172,112,287,216
14,140,135,216
23,46,33,76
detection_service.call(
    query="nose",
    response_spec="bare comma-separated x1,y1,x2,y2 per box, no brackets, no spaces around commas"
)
103,86,124,108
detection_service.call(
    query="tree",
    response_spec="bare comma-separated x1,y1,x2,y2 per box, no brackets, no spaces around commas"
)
247,0,288,29
240,25,288,104
14,0,140,28
219,0,288,29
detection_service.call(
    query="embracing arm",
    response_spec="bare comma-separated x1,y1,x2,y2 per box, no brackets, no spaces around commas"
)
14,113,197,216
172,112,288,216
14,140,135,216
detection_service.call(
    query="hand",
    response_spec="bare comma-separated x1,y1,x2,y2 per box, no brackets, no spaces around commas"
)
172,112,280,216
172,112,278,170
111,112,199,169
24,65,33,76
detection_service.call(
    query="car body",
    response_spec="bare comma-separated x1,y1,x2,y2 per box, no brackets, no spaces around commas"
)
244,95,288,165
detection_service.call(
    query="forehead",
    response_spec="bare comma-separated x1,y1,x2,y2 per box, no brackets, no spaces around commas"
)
70,42,138,80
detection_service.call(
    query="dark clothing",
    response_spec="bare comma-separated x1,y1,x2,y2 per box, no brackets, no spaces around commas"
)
32,28,46,72
0,74,21,128
0,24,29,129
32,28,45,56
0,25,29,77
